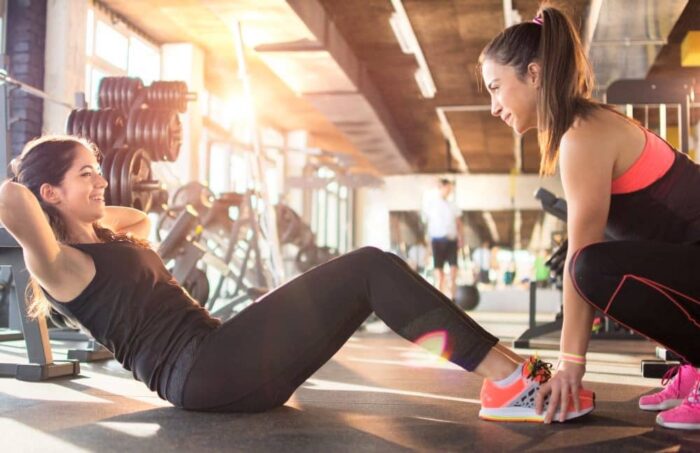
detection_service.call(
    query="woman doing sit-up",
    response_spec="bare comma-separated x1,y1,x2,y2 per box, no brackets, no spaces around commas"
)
480,4,700,429
0,135,593,421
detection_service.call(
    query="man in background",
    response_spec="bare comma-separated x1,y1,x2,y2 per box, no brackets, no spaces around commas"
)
423,178,463,298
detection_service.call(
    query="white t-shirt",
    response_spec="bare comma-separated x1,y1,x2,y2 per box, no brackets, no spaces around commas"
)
424,198,460,239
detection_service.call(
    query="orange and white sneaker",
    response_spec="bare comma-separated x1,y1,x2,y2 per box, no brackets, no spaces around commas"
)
479,356,595,422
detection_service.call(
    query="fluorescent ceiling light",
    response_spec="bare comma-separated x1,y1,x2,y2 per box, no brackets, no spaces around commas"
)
414,67,436,98
389,0,438,98
389,13,415,54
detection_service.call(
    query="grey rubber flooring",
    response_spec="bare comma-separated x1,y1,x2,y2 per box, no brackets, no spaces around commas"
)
0,312,698,452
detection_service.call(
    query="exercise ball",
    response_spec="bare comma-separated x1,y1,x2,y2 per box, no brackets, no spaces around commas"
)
454,285,480,310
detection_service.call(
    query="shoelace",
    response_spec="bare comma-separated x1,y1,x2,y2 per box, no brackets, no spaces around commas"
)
660,364,682,388
524,356,553,384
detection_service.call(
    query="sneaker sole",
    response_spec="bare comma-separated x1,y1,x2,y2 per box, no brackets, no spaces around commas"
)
478,405,594,423
639,399,682,411
656,418,700,430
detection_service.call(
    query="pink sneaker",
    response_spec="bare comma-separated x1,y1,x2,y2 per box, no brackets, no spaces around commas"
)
639,364,699,411
656,378,700,430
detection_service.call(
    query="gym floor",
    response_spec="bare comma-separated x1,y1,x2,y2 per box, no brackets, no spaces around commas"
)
1,312,698,452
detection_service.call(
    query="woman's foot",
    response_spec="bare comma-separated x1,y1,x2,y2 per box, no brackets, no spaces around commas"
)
655,378,700,430
479,356,595,422
639,364,699,411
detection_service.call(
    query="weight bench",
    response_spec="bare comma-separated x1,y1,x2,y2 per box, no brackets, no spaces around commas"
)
0,227,80,381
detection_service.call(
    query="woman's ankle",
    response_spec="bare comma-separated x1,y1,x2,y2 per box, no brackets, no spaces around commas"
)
474,346,521,381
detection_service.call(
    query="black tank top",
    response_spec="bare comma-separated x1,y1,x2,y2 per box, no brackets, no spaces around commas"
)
607,151,700,244
46,241,221,399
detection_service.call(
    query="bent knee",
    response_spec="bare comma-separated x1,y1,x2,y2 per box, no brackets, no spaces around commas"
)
570,242,620,309
354,246,384,257
347,246,387,265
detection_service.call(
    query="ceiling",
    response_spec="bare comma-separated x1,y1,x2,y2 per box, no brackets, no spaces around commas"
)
101,0,698,177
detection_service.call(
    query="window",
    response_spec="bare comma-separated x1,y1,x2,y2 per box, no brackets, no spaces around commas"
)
95,20,129,70
311,167,353,253
85,7,161,107
128,36,160,85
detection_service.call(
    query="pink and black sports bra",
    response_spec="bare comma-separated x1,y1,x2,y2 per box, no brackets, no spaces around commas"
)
605,127,700,244
611,128,675,195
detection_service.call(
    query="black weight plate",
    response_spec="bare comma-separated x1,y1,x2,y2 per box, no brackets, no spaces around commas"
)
115,78,124,113
80,110,92,139
96,111,107,151
145,84,153,107
135,109,146,149
112,78,121,112
126,108,138,147
133,109,144,147
110,77,118,108
165,111,180,161
104,78,115,109
121,78,130,113
70,109,86,136
121,148,152,210
119,148,135,208
101,150,115,205
158,83,165,108
136,109,147,147
131,149,154,212
66,109,78,134
129,78,143,110
171,83,178,111
154,110,167,159
147,110,160,159
112,77,121,109
89,110,101,145
102,110,114,151
148,82,160,108
97,78,108,109
110,148,127,206
145,110,156,152
159,111,171,160
111,110,126,150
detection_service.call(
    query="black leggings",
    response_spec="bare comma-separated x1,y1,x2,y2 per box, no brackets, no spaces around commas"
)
571,240,700,366
179,247,498,412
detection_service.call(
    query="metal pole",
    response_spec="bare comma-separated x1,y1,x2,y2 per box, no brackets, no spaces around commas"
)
1,0,10,179
0,54,9,180
232,21,285,285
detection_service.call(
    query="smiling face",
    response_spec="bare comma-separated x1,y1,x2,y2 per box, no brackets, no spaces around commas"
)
481,59,540,134
42,145,108,224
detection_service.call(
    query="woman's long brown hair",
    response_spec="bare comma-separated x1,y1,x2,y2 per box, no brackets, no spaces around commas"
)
480,4,599,175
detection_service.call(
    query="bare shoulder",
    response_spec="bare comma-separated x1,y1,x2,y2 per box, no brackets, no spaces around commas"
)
560,108,620,170
559,108,615,243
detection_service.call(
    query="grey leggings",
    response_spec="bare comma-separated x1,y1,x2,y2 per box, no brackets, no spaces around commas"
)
177,246,498,412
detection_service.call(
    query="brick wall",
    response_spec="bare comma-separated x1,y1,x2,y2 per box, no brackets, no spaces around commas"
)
7,0,47,156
